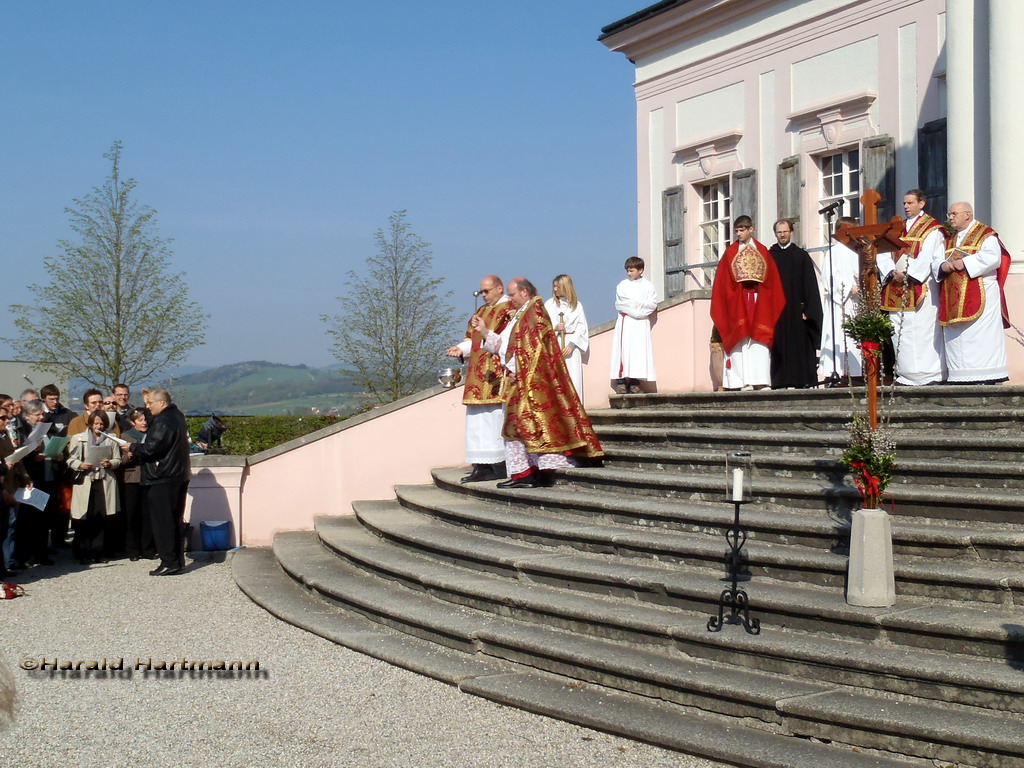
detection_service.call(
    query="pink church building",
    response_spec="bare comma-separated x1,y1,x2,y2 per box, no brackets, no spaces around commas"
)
597,0,1022,382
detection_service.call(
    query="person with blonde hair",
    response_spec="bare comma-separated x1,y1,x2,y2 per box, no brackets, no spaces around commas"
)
544,274,589,400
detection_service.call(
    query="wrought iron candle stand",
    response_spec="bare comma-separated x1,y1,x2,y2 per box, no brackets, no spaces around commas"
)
708,452,761,635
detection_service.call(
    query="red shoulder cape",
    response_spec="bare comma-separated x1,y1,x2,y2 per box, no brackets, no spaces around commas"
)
710,239,786,351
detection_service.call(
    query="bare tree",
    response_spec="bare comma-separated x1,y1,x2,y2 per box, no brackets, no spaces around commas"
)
322,210,457,403
6,141,206,389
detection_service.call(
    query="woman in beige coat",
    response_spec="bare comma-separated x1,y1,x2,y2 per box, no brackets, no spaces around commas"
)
67,411,121,564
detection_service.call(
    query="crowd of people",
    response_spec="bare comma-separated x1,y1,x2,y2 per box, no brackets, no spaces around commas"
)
442,190,1012,487
0,384,192,580
711,190,1011,390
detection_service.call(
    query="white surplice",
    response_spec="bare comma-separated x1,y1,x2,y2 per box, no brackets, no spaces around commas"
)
932,223,1009,382
609,277,658,381
818,240,863,379
876,216,946,385
544,297,589,400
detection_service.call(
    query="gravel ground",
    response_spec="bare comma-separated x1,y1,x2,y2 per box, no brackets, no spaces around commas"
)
0,555,726,768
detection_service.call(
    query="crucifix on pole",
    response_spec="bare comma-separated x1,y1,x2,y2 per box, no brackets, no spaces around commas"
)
834,190,906,429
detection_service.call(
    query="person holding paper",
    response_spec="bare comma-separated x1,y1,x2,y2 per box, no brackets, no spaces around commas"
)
11,401,57,569
0,406,32,577
67,410,121,565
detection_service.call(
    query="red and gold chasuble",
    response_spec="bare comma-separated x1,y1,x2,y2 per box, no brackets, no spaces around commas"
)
461,301,511,405
939,221,1012,328
880,213,943,312
502,297,603,459
710,239,786,351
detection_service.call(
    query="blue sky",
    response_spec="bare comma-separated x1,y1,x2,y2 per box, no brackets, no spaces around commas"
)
1,1,642,371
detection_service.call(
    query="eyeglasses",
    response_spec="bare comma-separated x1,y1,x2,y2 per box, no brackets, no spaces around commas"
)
102,401,115,406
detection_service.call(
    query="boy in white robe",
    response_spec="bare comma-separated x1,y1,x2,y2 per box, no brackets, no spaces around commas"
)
819,217,863,381
609,257,658,394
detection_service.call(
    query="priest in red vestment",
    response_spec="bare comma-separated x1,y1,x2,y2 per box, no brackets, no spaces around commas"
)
473,277,603,489
710,216,786,390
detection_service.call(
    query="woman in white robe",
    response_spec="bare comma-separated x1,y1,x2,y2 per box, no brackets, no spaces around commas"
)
818,229,863,380
545,274,589,401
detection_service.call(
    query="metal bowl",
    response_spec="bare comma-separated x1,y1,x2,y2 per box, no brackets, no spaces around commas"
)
437,367,463,388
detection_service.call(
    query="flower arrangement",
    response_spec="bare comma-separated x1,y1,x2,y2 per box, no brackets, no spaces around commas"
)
840,416,896,509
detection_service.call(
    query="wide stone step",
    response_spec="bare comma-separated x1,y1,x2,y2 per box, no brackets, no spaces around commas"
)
589,405,1024,434
607,385,1024,412
432,468,1024,565
266,530,1024,765
600,444,1024,491
561,464,1024,525
234,546,918,768
316,510,1024,665
590,424,1024,462
396,482,1023,604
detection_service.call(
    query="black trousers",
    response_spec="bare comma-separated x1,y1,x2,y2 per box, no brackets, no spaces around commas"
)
72,482,107,560
145,481,189,569
123,482,154,558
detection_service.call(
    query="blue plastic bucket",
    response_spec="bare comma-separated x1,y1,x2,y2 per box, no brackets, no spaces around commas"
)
200,520,232,551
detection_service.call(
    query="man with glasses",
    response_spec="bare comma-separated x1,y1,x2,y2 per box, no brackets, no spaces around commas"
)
445,275,511,483
935,202,1011,384
111,383,135,431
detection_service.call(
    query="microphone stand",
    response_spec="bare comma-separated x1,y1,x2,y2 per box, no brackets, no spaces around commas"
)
822,202,844,388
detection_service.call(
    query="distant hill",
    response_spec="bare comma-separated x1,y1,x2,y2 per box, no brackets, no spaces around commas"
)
157,361,367,415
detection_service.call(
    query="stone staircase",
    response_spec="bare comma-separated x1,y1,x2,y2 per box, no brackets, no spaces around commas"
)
233,385,1024,767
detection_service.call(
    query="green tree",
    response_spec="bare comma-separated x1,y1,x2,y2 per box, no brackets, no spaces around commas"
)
322,210,457,404
6,141,206,389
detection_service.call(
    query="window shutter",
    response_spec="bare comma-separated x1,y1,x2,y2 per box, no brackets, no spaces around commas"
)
918,119,947,222
777,155,802,241
730,168,758,228
862,135,896,220
663,185,686,298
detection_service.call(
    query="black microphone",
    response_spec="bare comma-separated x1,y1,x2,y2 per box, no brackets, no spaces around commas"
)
818,200,843,215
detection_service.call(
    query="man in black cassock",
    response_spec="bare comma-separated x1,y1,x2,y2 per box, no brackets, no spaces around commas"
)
769,219,823,388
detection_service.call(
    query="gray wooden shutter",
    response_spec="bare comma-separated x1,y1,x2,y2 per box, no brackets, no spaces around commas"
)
862,135,896,221
777,155,802,241
731,168,758,228
918,119,947,223
663,185,686,298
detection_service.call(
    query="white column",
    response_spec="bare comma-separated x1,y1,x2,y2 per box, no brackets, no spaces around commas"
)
945,0,974,205
990,0,1024,272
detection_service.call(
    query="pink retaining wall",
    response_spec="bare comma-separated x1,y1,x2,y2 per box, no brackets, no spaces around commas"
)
230,386,465,546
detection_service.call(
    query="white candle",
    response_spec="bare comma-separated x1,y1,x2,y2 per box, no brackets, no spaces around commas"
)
731,468,744,501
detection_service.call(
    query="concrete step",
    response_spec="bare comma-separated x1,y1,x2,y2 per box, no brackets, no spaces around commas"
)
590,423,1024,462
397,482,1024,604
561,464,1024,525
600,444,1024,492
432,468,1024,566
590,405,1024,435
607,385,1024,412
317,510,1024,665
234,547,917,768
266,530,1024,766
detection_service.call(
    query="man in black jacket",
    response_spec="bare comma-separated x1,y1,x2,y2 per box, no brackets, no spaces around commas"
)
123,389,190,575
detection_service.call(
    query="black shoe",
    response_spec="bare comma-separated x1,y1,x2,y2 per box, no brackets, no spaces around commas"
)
129,556,141,562
8,561,26,571
35,559,55,567
149,564,182,576
460,465,495,484
496,476,538,489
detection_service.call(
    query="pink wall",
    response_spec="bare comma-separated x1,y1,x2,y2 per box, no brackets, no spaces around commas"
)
234,387,465,546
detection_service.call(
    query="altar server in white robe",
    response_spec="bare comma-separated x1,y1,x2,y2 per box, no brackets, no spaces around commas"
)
545,274,589,401
609,257,658,393
934,202,1011,384
876,190,946,385
818,217,863,380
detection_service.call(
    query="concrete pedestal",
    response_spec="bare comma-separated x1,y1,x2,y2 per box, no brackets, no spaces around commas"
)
846,507,896,607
